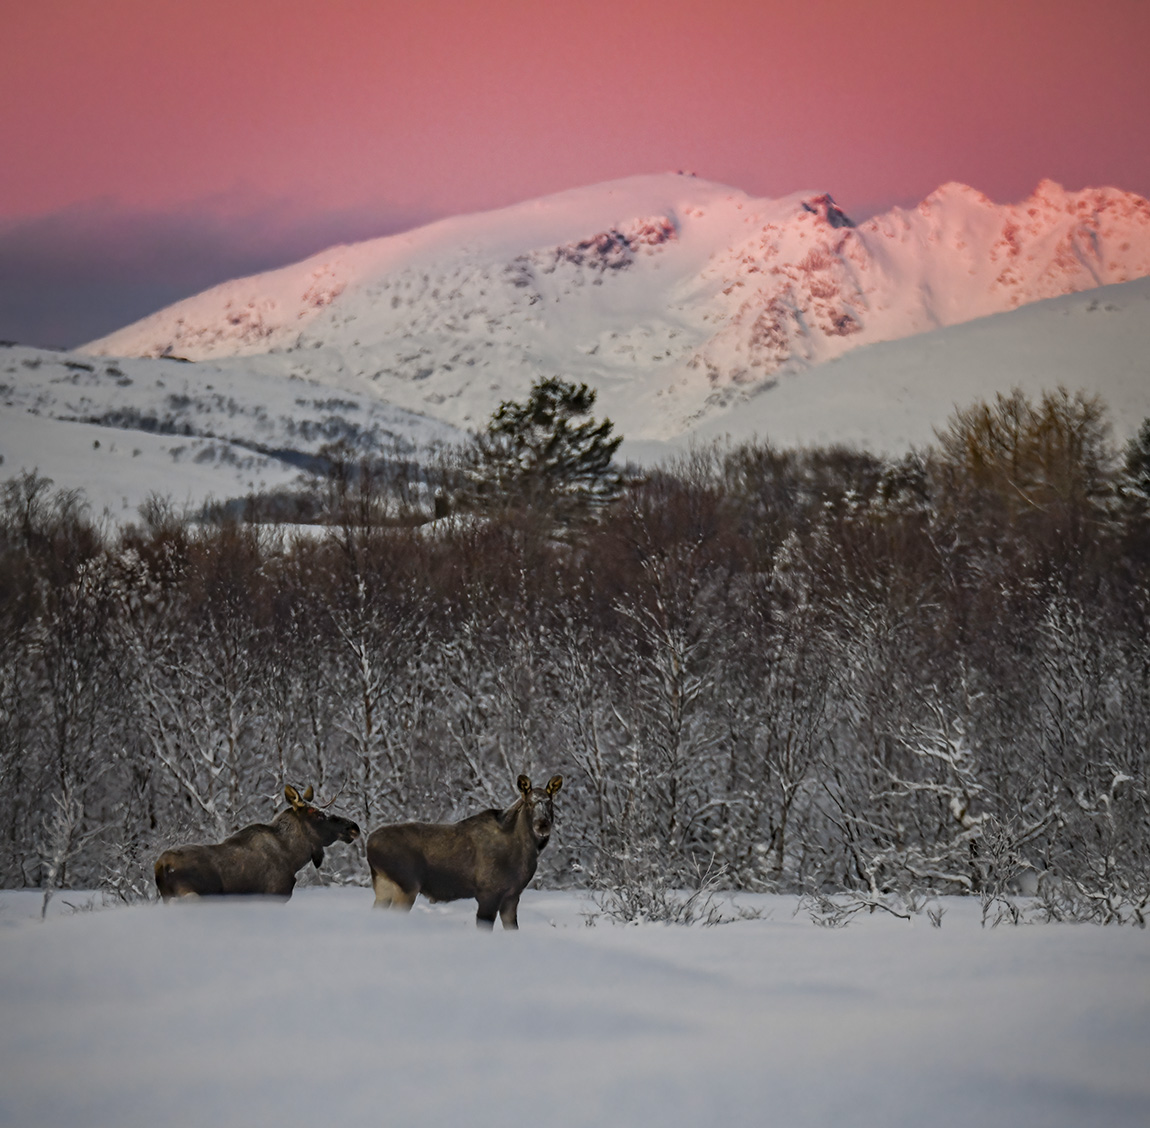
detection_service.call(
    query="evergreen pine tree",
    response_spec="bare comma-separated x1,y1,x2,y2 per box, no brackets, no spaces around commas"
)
467,377,623,523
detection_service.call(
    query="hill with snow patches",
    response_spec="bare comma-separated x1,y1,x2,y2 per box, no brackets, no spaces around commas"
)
0,347,462,518
3,174,1149,517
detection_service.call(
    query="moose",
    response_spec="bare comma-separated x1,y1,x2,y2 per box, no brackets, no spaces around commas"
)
366,774,563,929
154,785,361,901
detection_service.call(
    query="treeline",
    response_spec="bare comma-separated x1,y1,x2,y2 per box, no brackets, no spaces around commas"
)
2,386,1148,922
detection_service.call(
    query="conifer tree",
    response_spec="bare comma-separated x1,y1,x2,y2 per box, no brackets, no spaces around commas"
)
467,377,623,523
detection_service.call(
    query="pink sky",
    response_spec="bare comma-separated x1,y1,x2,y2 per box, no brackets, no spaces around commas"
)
5,0,1149,219
2,0,1149,346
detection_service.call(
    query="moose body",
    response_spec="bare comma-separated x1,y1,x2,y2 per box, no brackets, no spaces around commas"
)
154,785,360,901
367,775,562,929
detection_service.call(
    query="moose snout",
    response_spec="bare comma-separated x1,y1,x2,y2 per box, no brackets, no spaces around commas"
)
342,822,362,843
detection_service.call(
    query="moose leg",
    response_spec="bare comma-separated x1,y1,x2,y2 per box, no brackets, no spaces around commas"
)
372,870,416,910
165,888,202,902
498,893,520,931
475,895,500,930
156,871,204,901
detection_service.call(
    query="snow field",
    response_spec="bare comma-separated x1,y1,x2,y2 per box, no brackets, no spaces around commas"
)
0,343,463,520
1,889,1147,1128
0,403,301,519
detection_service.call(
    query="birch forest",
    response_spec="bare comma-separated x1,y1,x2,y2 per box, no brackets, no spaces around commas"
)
3,386,1148,924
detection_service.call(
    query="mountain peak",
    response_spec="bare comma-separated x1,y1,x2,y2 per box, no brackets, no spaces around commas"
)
1029,178,1073,210
920,181,994,210
801,193,855,228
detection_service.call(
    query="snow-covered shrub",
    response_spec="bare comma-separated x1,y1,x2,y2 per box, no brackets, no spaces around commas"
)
586,847,738,926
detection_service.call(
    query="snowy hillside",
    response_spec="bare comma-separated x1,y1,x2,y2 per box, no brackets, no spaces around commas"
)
6,275,1150,521
82,173,1150,442
0,344,462,519
5,276,1149,518
634,273,1150,461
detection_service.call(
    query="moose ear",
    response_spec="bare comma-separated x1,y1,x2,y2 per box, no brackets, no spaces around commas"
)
546,775,563,796
285,785,302,807
311,847,325,869
302,785,314,802
517,775,532,795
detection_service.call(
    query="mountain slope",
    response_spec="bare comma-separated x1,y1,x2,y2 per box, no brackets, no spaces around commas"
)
82,174,1150,442
627,274,1150,462
0,344,462,519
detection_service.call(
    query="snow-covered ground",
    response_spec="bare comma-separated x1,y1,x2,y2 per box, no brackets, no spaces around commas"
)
1,888,1146,1128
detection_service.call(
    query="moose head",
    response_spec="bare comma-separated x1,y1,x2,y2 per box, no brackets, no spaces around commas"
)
283,784,361,869
515,774,563,848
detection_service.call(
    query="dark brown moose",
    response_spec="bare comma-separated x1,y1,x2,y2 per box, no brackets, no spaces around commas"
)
366,774,563,929
154,785,361,901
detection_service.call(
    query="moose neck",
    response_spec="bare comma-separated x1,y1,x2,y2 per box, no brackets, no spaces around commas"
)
272,809,322,867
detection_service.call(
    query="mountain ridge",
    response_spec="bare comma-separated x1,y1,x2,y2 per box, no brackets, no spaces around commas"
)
80,173,1150,443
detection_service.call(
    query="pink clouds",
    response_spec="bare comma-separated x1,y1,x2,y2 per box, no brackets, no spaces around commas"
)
3,0,1148,225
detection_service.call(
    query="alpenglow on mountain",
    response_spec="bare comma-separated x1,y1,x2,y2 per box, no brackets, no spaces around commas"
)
84,173,1150,442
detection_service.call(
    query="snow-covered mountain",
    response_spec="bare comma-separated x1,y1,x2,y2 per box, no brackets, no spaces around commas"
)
82,173,1150,443
4,174,1149,520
